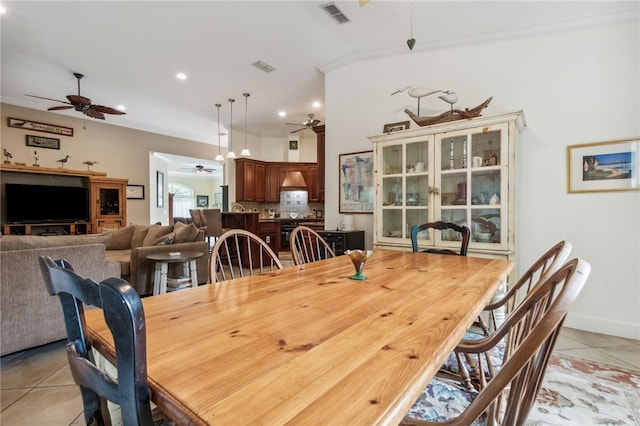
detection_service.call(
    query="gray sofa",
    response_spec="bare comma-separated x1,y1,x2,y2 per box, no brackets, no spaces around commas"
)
0,234,121,356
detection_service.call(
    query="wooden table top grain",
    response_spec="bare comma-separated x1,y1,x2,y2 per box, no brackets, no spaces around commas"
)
85,249,513,425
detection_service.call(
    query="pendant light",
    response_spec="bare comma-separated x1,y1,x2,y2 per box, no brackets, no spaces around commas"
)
240,92,251,156
407,0,416,50
215,103,225,162
227,98,236,159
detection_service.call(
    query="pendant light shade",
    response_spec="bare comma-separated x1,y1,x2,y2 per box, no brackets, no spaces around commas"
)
227,98,236,159
241,92,251,156
215,103,224,162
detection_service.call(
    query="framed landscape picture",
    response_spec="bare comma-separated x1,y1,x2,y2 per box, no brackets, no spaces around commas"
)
339,150,374,213
196,195,209,207
567,138,639,193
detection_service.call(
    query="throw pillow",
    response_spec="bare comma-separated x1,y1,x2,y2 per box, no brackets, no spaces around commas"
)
104,225,134,250
173,222,199,243
156,234,175,245
143,224,174,246
131,224,150,248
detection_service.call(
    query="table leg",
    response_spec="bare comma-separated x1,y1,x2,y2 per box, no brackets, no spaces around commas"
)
153,261,162,295
189,259,198,288
154,261,169,295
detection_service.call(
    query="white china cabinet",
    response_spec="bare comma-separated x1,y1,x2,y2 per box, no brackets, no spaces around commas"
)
368,110,525,262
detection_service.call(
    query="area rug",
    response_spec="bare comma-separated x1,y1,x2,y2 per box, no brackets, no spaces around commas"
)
527,353,640,425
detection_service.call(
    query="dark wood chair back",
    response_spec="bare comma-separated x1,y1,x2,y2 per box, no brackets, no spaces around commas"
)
402,257,591,425
209,229,283,282
290,226,336,265
410,221,471,256
38,256,156,426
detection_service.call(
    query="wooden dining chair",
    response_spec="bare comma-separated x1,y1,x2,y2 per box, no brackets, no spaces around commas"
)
441,241,573,390
290,225,336,265
402,257,591,426
209,229,283,282
411,221,470,256
38,256,175,426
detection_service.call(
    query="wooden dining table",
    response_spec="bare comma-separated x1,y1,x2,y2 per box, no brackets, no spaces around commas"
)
85,249,513,425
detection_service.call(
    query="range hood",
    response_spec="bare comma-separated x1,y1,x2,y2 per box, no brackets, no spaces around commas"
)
281,171,308,190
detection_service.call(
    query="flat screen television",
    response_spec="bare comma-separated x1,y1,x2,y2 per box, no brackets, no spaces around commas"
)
5,183,90,223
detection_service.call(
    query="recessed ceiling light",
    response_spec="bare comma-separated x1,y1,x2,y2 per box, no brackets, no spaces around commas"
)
176,72,187,80
312,101,321,108
0,5,7,14
278,111,287,117
116,105,126,111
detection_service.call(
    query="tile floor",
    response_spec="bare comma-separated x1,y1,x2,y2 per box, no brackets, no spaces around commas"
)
2,327,638,425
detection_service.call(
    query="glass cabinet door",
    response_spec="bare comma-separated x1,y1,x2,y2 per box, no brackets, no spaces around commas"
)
435,123,509,249
99,188,120,216
379,139,432,242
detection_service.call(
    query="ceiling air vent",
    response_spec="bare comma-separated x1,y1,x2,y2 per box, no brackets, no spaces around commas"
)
321,2,351,24
252,60,276,73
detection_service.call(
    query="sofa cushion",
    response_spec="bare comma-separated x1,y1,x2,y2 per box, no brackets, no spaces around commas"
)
131,224,150,248
143,224,174,246
105,249,132,276
172,222,200,243
105,225,134,250
0,234,110,251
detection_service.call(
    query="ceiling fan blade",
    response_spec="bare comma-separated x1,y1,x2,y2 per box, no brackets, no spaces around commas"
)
67,95,92,106
48,106,74,111
285,122,305,126
92,105,126,115
311,120,321,126
290,128,306,133
84,109,105,120
25,94,72,105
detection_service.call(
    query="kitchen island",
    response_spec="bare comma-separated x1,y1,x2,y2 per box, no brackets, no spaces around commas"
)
222,212,280,254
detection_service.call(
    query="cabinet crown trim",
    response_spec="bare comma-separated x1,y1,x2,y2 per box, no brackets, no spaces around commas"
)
368,110,525,144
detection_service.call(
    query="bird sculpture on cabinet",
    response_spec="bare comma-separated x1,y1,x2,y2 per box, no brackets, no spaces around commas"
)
391,86,458,115
57,155,70,168
83,160,98,171
3,148,13,164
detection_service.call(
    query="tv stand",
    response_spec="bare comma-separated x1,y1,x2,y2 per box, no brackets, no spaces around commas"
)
1,164,127,234
2,222,91,236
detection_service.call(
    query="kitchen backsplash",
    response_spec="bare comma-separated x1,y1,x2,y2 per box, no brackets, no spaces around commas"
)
238,190,323,219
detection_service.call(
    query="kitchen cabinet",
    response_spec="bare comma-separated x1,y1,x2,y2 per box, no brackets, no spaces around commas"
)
237,159,318,203
368,110,525,261
235,158,265,202
266,164,280,202
255,162,266,201
90,177,128,231
317,230,365,256
306,165,319,202
257,221,280,254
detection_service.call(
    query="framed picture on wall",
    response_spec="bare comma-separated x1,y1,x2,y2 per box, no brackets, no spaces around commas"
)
156,171,164,207
339,150,374,214
567,138,639,193
126,184,145,200
196,195,209,207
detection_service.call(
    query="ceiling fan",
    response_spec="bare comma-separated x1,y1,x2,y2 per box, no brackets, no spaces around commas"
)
182,164,216,174
285,114,322,133
26,72,126,120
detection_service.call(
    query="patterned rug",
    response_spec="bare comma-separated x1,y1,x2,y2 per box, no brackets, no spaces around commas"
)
527,353,640,425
